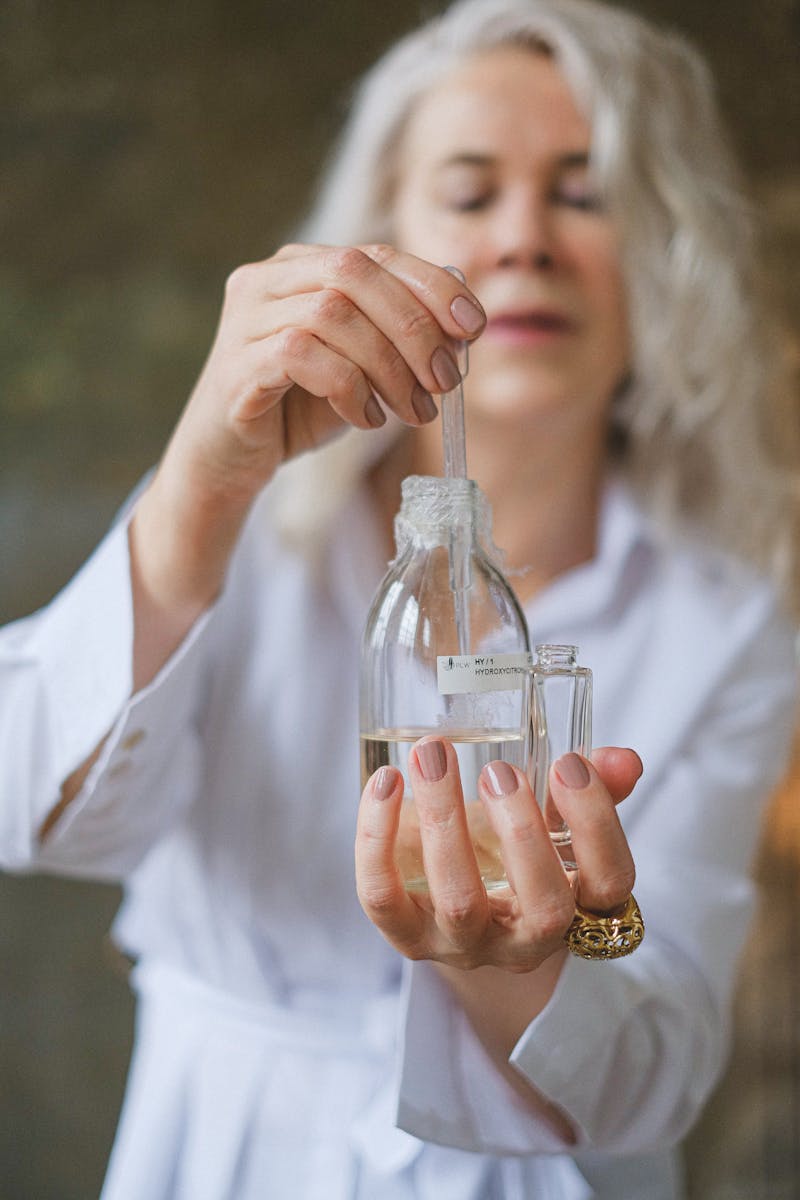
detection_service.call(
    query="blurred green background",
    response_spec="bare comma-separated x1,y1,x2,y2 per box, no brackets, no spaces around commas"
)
1,1,798,1197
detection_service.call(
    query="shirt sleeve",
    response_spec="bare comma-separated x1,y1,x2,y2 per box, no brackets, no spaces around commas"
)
0,515,214,882
393,584,798,1156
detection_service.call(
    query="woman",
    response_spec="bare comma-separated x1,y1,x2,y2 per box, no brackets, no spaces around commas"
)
0,1,797,1197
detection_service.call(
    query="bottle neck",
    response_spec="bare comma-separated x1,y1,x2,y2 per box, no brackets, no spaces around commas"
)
536,644,579,670
394,475,491,554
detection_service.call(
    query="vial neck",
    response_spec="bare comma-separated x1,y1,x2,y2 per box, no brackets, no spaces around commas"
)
536,644,579,670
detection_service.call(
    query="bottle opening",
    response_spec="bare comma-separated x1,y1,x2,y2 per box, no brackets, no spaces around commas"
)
535,643,579,669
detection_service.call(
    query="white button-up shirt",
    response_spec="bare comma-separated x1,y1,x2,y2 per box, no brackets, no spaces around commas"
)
0,478,796,1199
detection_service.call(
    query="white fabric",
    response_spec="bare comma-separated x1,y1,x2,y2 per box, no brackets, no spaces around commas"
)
0,478,796,1199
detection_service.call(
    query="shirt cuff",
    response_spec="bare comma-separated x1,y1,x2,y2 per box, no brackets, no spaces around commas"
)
29,519,134,826
395,959,568,1155
509,929,720,1152
509,951,651,1145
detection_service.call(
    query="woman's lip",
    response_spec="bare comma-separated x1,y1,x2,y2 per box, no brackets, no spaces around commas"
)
484,311,575,344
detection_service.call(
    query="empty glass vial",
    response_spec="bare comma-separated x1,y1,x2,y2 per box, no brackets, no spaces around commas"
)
527,644,593,873
360,475,531,892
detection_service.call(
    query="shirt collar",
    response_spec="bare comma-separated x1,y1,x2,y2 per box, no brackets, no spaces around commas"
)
524,479,654,634
327,475,654,641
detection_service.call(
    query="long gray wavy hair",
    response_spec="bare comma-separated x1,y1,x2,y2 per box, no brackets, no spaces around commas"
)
269,0,798,612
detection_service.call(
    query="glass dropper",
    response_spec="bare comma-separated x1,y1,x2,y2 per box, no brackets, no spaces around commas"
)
442,265,469,479
443,265,471,654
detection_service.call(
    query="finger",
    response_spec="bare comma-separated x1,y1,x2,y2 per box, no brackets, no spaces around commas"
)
356,765,427,952
310,246,464,400
246,246,475,399
232,330,382,432
590,747,644,804
549,753,636,914
254,293,437,428
359,244,486,340
409,737,489,947
270,242,322,262
478,762,575,933
271,243,487,342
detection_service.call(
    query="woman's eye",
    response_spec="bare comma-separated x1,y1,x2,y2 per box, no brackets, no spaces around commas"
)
553,186,603,212
442,190,494,213
438,186,494,214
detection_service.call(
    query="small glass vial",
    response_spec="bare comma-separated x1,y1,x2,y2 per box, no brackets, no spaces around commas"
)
360,475,531,892
527,644,593,872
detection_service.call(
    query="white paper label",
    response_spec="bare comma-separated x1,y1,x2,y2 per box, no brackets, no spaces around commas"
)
437,651,532,695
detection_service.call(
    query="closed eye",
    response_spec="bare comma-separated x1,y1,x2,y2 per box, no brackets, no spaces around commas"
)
553,188,604,212
448,191,494,212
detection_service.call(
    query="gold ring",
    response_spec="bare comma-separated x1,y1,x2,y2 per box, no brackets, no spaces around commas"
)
565,894,644,960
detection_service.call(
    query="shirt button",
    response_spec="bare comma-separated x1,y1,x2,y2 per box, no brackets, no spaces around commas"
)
121,729,146,752
107,759,132,780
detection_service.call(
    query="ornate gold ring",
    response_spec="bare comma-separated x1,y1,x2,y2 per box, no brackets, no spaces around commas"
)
565,894,644,961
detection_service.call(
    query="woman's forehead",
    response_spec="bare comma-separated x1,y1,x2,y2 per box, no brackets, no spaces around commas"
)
398,46,591,171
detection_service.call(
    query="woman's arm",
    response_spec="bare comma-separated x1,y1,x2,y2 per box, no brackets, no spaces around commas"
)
356,584,798,1155
9,246,486,846
124,244,484,693
356,743,640,1142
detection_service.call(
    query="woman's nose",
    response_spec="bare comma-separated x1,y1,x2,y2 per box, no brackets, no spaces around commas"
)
490,195,557,270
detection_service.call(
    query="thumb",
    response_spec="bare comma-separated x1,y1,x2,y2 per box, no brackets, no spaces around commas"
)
589,747,643,806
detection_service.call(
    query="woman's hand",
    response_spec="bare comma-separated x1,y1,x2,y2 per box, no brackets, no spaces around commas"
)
356,737,641,972
167,243,486,504
128,245,485,688
357,739,641,1140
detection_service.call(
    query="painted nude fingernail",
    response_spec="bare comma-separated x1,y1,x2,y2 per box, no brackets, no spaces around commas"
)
483,761,518,797
450,294,485,335
554,752,591,790
364,394,386,428
373,766,398,799
431,346,462,392
412,384,438,424
416,740,447,782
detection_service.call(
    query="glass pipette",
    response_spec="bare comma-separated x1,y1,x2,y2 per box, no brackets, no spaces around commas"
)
443,266,469,479
443,266,471,655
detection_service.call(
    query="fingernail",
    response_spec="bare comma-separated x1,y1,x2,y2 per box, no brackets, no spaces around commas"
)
364,393,386,427
483,761,518,797
416,739,447,782
554,752,591,790
450,295,485,335
431,346,462,392
412,384,438,424
373,765,398,799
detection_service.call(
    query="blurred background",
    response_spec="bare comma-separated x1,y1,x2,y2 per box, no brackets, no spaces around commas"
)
1,1,798,1196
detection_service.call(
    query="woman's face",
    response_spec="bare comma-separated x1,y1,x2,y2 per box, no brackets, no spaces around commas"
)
391,46,629,436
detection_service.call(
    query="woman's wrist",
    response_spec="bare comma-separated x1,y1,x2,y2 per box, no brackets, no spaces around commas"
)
127,457,257,689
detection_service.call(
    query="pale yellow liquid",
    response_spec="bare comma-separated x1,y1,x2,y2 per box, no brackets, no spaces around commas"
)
360,729,524,892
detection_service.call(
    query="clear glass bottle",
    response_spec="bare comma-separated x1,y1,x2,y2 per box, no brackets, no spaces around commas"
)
360,475,531,892
527,644,593,873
